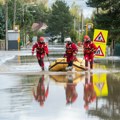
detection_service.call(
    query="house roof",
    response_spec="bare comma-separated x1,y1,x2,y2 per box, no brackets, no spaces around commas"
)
31,22,47,31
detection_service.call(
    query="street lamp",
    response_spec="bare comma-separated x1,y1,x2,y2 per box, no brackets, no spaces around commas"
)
85,23,93,35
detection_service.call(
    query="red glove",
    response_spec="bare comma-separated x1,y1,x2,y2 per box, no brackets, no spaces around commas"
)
32,51,34,55
64,54,67,58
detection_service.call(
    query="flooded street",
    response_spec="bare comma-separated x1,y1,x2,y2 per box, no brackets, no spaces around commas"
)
0,45,120,120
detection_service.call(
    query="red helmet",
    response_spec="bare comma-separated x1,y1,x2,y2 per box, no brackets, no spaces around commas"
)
84,35,90,41
39,37,44,42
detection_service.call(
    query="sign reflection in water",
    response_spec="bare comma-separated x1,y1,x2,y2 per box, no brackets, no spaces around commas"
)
93,73,108,97
84,71,108,110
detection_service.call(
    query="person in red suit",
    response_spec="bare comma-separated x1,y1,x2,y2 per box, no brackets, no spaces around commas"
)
32,75,49,106
83,72,96,110
64,37,78,71
83,35,97,70
65,74,78,104
32,36,49,71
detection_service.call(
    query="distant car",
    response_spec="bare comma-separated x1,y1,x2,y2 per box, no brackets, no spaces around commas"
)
49,36,61,43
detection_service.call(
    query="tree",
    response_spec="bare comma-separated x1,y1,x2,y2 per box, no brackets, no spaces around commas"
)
28,2,50,23
69,29,77,43
87,0,120,44
86,0,105,14
0,4,5,39
70,2,81,31
47,0,73,43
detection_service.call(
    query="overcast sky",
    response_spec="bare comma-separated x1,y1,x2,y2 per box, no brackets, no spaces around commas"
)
48,0,94,18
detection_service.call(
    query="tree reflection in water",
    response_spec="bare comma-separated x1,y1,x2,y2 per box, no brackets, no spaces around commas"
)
87,73,120,119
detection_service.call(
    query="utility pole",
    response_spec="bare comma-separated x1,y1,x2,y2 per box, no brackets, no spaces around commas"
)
81,9,83,35
13,0,16,29
5,0,8,50
74,17,76,31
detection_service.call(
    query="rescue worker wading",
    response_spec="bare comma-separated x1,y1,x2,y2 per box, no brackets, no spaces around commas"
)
32,36,49,71
83,35,97,70
64,37,78,71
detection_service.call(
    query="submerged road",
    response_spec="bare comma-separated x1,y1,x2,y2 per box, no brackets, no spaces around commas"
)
0,48,120,120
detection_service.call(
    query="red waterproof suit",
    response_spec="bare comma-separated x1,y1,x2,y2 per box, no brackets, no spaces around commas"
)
65,43,78,67
83,41,97,69
32,42,49,69
32,75,49,106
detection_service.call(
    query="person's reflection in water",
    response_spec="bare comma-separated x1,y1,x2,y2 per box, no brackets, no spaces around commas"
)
32,75,49,107
65,74,78,105
84,72,96,110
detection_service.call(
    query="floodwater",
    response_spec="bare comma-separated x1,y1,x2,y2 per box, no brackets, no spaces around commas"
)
0,46,120,120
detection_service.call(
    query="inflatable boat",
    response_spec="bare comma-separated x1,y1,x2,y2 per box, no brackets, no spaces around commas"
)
49,58,86,71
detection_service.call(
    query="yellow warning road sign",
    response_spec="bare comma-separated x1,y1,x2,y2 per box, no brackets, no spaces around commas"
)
93,29,108,44
95,44,106,58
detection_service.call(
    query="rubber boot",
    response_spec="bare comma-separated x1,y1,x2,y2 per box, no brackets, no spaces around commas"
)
68,66,73,71
42,67,44,71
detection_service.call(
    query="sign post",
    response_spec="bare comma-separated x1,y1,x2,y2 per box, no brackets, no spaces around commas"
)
17,36,20,51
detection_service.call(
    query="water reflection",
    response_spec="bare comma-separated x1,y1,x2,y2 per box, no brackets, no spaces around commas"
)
32,75,49,107
84,72,109,110
93,72,108,97
88,73,120,119
50,73,85,84
1,71,120,120
65,74,78,105
84,72,96,110
50,73,85,106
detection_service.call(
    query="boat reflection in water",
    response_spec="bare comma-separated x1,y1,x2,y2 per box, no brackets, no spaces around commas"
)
50,72,85,84
32,75,49,107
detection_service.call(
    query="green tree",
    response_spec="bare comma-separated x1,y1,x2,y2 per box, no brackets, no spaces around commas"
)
87,0,120,44
47,0,73,43
0,4,5,39
70,2,81,31
69,29,77,43
28,2,50,23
